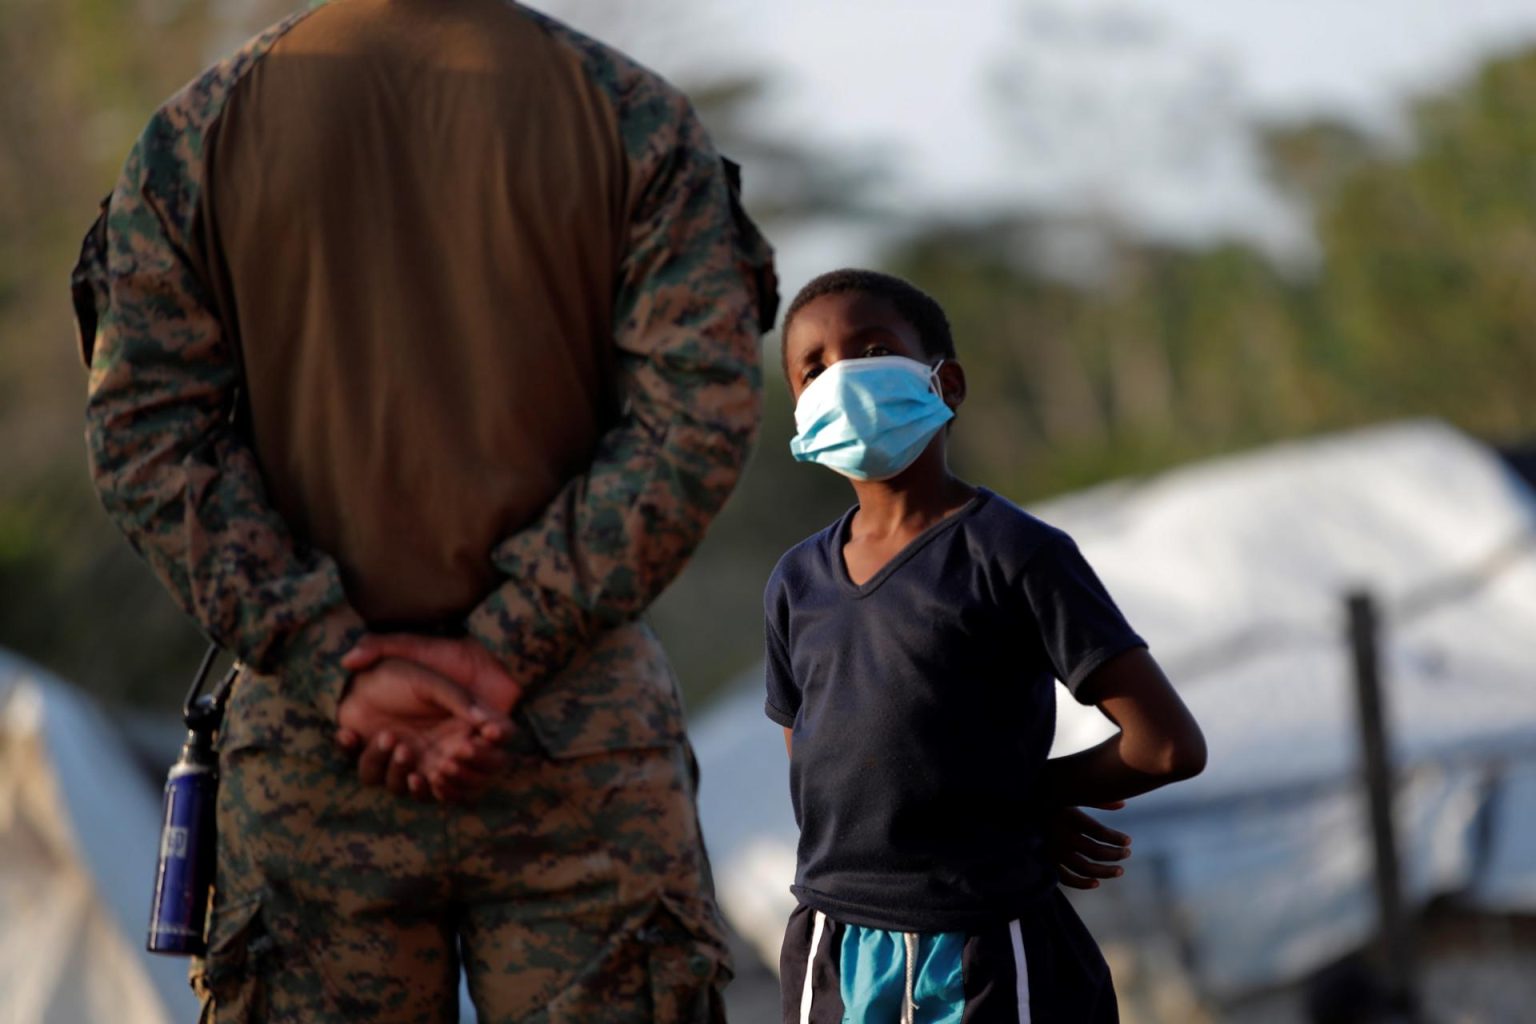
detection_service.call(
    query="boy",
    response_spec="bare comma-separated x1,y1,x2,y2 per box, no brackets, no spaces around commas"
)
765,269,1206,1023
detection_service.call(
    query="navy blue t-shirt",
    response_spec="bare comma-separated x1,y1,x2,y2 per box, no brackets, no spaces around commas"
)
764,487,1146,933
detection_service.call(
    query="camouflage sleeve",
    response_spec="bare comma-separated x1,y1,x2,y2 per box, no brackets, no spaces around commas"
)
465,93,772,688
84,84,364,721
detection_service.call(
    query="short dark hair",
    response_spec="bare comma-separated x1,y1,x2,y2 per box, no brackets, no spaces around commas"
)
780,269,955,376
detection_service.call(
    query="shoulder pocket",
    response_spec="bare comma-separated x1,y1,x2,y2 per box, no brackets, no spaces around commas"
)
720,157,779,334
70,193,112,369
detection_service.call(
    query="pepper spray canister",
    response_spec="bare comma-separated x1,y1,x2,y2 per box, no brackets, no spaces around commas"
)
146,724,219,954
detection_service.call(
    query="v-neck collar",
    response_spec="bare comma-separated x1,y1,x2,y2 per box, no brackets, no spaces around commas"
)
831,488,990,597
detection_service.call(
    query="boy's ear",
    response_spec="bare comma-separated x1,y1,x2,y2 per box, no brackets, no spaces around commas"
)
937,360,967,412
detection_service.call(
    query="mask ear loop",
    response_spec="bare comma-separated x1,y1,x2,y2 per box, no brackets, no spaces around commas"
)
927,359,947,401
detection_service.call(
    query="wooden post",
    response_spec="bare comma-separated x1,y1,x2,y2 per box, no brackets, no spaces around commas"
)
1347,590,1419,1019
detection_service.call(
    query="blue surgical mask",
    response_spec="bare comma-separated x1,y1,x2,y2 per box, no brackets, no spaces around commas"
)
789,355,954,481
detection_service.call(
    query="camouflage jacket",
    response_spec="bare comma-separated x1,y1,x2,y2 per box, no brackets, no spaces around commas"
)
71,1,776,756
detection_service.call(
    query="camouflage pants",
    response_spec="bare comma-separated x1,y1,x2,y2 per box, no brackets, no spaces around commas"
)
190,728,731,1023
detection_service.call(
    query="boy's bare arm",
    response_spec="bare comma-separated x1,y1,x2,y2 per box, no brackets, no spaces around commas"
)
784,727,793,757
1044,647,1206,808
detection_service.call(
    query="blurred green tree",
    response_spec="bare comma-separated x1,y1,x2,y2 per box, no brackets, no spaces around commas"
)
883,48,1536,506
1315,53,1536,438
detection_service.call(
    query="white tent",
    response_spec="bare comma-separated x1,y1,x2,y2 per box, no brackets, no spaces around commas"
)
0,650,201,1023
0,656,503,1023
692,419,1536,998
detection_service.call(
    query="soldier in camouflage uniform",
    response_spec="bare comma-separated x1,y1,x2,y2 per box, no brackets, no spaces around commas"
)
71,1,776,1020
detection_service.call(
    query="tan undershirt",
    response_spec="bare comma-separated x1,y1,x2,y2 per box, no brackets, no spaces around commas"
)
202,0,629,623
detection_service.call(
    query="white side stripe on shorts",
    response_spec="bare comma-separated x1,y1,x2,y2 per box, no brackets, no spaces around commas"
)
800,910,827,1024
1009,919,1032,1024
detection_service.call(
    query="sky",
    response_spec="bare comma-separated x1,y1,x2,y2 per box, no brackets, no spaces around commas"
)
541,0,1536,273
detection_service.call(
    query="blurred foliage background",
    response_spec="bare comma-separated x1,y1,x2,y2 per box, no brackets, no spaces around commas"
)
2,0,1534,713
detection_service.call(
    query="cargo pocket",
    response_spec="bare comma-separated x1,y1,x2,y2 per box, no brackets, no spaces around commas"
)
645,893,734,1024
192,896,273,1023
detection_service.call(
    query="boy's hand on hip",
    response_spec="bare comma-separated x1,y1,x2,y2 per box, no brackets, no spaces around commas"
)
1045,802,1131,890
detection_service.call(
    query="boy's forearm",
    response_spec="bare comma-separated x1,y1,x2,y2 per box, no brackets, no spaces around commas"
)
1046,647,1207,808
1043,732,1199,808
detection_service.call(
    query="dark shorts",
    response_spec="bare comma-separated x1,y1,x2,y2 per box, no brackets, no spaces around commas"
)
778,890,1117,1023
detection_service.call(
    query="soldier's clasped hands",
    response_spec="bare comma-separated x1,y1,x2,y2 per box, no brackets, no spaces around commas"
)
335,634,525,804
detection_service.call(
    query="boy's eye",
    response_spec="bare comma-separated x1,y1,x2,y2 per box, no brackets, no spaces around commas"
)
802,365,824,384
862,344,891,357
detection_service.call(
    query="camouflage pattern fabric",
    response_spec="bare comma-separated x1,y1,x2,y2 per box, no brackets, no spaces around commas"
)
74,1,775,750
195,702,730,1023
